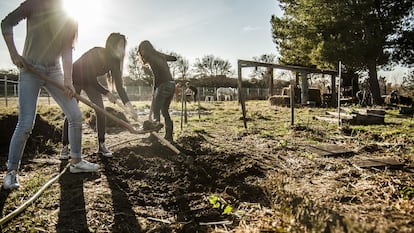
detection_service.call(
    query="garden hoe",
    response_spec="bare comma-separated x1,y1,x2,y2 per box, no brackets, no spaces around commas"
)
23,61,193,164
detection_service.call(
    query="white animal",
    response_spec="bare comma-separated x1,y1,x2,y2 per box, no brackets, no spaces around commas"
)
216,87,236,101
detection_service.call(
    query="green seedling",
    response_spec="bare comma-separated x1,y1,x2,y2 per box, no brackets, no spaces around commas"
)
208,195,233,214
400,186,414,200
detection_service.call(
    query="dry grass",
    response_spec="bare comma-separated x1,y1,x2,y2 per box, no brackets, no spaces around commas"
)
0,99,413,232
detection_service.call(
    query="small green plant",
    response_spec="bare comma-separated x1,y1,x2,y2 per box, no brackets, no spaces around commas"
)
400,186,414,200
301,152,315,159
208,195,233,214
278,139,287,148
260,130,274,139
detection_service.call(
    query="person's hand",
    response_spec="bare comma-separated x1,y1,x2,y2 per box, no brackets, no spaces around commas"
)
63,79,75,98
105,92,117,104
125,102,138,120
11,53,26,69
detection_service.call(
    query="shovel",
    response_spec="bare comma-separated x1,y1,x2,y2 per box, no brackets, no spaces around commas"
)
24,62,186,158
109,97,183,155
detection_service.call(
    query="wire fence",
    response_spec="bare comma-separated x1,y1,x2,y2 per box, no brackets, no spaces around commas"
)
0,79,271,108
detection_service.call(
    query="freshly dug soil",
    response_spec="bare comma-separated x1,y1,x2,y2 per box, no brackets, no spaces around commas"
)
0,106,413,233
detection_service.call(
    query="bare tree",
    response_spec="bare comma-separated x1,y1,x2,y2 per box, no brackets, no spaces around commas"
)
193,55,233,77
167,52,190,80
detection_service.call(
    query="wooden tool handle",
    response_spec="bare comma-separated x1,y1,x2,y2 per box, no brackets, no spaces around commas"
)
24,62,138,134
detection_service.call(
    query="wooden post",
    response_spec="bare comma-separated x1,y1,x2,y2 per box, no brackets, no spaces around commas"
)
197,88,201,120
184,87,188,124
268,67,274,97
290,84,294,126
4,75,8,107
331,74,336,107
301,71,309,105
338,61,342,126
180,85,185,130
238,60,247,129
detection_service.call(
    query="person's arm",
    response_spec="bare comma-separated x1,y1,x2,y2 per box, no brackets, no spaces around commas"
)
111,63,130,104
109,60,139,119
1,1,30,68
61,19,78,98
61,45,75,98
162,53,177,62
148,88,155,121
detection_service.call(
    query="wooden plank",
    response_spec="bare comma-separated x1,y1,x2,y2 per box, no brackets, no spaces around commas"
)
352,157,405,169
354,114,384,125
326,111,355,120
313,115,341,124
307,144,354,157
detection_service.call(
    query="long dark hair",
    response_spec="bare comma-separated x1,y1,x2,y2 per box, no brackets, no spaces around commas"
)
105,32,126,58
137,40,156,63
105,33,126,91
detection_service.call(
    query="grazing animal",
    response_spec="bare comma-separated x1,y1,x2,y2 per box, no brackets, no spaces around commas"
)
216,87,236,101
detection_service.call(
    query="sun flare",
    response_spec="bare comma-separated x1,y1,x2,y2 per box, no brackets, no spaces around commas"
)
63,0,103,26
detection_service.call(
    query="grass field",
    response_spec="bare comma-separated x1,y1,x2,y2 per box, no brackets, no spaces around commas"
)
0,99,413,232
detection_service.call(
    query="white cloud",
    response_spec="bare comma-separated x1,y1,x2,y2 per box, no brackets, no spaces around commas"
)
242,25,261,32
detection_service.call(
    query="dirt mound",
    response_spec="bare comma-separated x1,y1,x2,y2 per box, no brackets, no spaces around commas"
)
98,142,269,232
86,107,129,133
0,114,62,157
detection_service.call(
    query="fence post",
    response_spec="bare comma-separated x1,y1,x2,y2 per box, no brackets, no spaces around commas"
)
4,75,8,107
290,84,294,126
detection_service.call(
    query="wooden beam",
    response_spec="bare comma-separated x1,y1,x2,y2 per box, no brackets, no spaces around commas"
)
237,59,337,75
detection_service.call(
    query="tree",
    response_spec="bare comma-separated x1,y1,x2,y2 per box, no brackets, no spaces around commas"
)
167,52,190,80
250,54,278,85
402,69,414,95
272,0,414,104
193,55,233,77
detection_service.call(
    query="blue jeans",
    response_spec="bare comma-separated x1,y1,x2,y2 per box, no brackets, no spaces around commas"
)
152,81,175,139
7,63,83,170
63,84,106,145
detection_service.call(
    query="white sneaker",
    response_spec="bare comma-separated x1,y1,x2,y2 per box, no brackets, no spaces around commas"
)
3,170,19,190
98,143,113,158
60,145,70,160
70,160,99,173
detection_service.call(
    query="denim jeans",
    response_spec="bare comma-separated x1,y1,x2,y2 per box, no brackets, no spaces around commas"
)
152,81,175,138
7,62,83,170
63,84,106,145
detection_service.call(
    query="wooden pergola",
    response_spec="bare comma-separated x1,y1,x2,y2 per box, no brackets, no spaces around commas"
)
237,59,339,129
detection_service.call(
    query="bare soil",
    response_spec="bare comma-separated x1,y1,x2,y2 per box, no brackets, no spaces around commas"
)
0,105,413,233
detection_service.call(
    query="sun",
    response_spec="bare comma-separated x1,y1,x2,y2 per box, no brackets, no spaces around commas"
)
62,0,103,26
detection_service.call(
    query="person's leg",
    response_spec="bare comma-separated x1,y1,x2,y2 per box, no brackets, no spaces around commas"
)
84,86,112,157
84,87,106,143
62,118,69,145
159,82,175,141
152,89,162,122
45,67,82,159
44,65,98,172
7,69,42,171
4,68,42,190
161,96,174,141
60,86,81,159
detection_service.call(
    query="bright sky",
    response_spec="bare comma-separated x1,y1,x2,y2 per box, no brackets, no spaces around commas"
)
0,0,282,75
